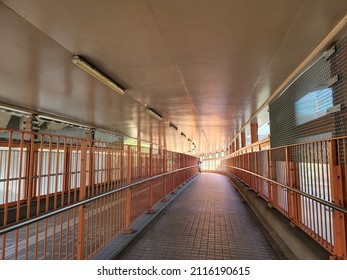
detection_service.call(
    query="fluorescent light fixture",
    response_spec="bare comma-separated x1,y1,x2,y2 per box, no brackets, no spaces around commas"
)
169,122,178,132
0,105,31,116
180,132,186,138
146,107,163,121
72,55,125,95
37,115,90,129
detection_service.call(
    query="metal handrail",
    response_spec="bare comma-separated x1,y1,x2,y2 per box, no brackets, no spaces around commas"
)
219,165,347,215
0,165,198,235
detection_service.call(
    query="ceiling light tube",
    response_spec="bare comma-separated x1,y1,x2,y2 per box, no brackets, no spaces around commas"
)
0,105,31,116
37,115,90,129
169,122,178,132
72,55,125,95
146,107,163,121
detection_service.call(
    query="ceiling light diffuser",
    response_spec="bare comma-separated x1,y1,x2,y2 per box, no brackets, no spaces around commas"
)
72,55,125,95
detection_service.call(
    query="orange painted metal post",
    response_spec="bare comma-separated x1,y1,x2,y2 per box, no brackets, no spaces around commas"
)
254,152,259,193
120,147,124,185
235,137,240,151
246,153,250,186
24,133,37,259
137,138,141,178
328,139,347,259
148,145,154,213
286,146,297,224
125,145,133,232
241,132,246,148
250,123,258,144
267,150,273,206
271,151,278,209
178,153,182,187
162,149,167,201
77,139,87,260
293,150,302,225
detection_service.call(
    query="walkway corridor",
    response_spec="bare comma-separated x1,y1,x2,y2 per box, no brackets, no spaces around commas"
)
116,173,287,260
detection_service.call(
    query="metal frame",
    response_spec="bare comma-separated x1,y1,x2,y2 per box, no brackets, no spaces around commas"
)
202,137,347,259
0,127,198,259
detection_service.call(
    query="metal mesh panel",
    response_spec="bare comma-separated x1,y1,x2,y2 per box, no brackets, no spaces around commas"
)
331,38,347,137
270,36,347,147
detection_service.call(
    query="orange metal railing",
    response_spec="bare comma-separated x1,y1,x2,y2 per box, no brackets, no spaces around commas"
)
202,137,347,259
0,128,198,259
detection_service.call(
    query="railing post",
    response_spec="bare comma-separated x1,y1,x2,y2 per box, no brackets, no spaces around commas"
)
267,150,273,207
171,154,176,194
77,139,87,260
328,139,346,259
26,133,36,219
162,149,167,201
125,145,133,233
247,153,250,186
253,152,258,193
179,153,183,187
286,146,297,224
148,145,154,213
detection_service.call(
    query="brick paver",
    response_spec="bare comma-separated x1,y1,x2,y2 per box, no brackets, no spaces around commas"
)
116,173,285,260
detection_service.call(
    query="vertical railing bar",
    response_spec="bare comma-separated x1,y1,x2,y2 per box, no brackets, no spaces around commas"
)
148,145,153,213
34,222,39,260
61,137,67,208
73,142,79,203
302,144,309,230
90,145,95,197
107,147,111,191
45,136,52,211
85,199,90,258
66,141,72,205
308,143,315,235
310,143,317,236
321,141,329,246
328,141,334,250
25,133,36,260
104,194,107,246
317,142,324,243
315,142,325,244
71,207,76,259
58,212,63,259
14,132,25,260
54,137,60,210
1,131,12,260
65,207,70,259
36,136,43,215
125,145,132,232
109,193,113,242
77,139,87,260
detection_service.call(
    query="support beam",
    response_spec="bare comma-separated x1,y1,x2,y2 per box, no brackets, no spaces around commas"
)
241,132,246,148
235,137,240,151
251,123,258,144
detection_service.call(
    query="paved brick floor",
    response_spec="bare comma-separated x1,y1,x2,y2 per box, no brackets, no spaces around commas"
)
116,173,286,260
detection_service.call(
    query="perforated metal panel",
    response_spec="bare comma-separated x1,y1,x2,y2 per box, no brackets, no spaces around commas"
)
331,38,347,137
270,37,347,148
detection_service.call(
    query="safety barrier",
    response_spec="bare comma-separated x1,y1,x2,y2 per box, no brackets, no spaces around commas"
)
202,137,347,259
0,128,198,259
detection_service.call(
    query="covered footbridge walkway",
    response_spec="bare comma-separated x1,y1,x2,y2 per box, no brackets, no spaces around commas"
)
0,0,347,261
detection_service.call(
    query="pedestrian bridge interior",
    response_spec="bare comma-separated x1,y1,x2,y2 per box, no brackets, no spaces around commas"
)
0,0,347,260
